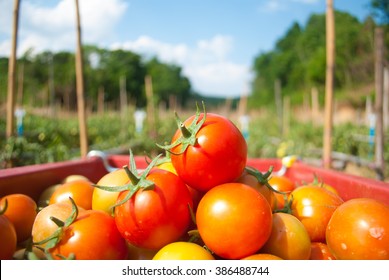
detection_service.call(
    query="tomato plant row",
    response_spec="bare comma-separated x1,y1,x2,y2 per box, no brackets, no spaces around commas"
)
1,104,389,260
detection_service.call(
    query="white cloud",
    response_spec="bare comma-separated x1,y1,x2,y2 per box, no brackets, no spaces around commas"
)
259,0,320,12
112,35,251,98
0,0,250,98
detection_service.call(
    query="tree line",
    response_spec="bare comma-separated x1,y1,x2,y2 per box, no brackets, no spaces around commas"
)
250,10,389,108
1,5,388,113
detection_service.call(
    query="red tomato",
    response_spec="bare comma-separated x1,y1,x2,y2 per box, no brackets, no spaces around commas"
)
261,212,311,260
0,200,17,260
268,175,295,210
51,210,128,260
0,194,37,243
92,168,130,214
309,242,335,260
290,185,344,242
166,110,247,192
114,168,193,250
49,180,94,210
326,198,389,260
196,182,272,260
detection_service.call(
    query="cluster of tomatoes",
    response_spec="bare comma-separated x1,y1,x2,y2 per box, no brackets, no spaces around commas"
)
1,104,389,260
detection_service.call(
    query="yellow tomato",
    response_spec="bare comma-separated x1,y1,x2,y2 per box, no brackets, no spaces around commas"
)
153,242,214,260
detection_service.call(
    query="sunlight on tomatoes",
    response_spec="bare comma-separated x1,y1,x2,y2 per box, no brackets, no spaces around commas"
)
291,185,344,242
261,212,311,260
0,194,37,243
196,182,272,260
92,168,130,214
32,201,85,248
49,180,94,210
326,198,389,260
153,242,214,260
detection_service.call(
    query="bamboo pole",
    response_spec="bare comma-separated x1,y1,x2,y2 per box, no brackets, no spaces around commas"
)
74,0,88,157
145,75,157,138
374,27,385,180
6,0,20,138
323,0,335,169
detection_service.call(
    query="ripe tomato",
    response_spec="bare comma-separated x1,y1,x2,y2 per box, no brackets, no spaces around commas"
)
309,242,335,260
32,201,85,248
49,179,94,210
326,198,389,260
236,169,275,209
152,242,214,260
114,168,193,250
196,182,272,260
241,253,283,260
51,210,128,260
268,175,295,210
0,194,37,243
0,201,17,260
260,212,311,260
92,168,130,214
290,185,344,242
164,108,247,192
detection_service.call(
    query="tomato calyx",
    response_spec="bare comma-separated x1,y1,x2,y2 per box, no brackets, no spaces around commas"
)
32,197,79,260
93,150,162,208
244,166,289,196
157,102,206,155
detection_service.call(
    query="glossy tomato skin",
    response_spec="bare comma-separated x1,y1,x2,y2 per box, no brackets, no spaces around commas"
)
309,242,335,260
152,242,214,260
49,209,128,260
92,168,130,214
170,113,247,192
291,185,344,242
0,194,37,243
0,214,17,259
114,169,193,250
49,180,94,210
326,198,389,260
196,182,272,260
261,212,311,260
32,201,85,247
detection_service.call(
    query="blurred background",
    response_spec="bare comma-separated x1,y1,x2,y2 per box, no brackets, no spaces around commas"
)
0,0,388,180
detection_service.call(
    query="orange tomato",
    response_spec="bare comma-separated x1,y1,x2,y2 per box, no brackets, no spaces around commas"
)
0,194,37,243
49,180,94,210
261,212,311,260
0,200,17,259
290,185,344,242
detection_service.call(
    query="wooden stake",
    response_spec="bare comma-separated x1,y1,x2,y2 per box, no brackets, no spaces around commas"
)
274,79,283,136
374,27,385,180
145,75,157,138
74,0,88,157
323,0,335,169
6,0,20,138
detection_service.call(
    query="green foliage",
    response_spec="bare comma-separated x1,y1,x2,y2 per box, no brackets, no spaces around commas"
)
250,11,377,108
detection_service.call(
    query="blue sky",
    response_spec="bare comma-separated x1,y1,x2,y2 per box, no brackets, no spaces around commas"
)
0,0,372,98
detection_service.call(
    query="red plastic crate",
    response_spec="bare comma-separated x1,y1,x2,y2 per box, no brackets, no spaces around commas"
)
1,154,389,205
